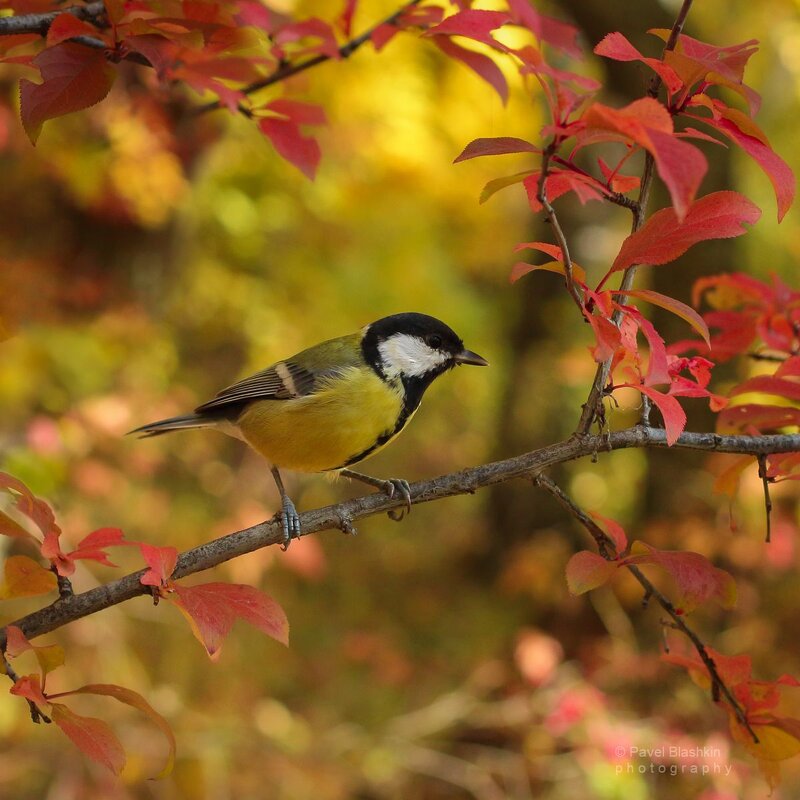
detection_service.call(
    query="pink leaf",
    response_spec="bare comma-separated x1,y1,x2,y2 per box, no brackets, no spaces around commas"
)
594,32,682,94
506,0,581,57
565,551,618,595
259,118,322,180
612,191,761,271
615,289,710,346
171,582,289,659
51,703,126,775
434,37,508,104
626,542,737,612
588,512,628,553
425,9,510,48
628,385,687,445
729,376,800,402
453,136,539,163
583,99,707,219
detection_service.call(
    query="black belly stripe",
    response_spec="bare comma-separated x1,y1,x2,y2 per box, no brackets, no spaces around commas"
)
334,374,430,469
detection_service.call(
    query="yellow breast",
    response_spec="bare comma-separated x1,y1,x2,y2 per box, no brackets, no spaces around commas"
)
235,367,408,473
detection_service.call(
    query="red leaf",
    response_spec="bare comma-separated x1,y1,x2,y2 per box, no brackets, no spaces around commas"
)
729,375,800,402
687,98,795,221
585,312,621,362
46,13,103,47
20,42,116,144
611,191,760,272
626,385,687,445
10,674,49,708
626,542,736,612
425,9,510,48
337,0,357,37
259,118,321,180
597,157,640,193
371,23,398,51
718,403,800,434
565,551,618,595
506,0,581,57
265,98,327,126
588,512,628,553
594,32,682,94
138,543,178,587
454,136,539,163
434,37,508,104
582,98,707,219
50,684,175,778
69,526,125,567
51,703,126,775
615,290,710,346
171,582,289,659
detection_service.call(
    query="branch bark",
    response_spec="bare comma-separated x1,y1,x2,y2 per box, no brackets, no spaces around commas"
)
0,2,106,36
3,425,798,646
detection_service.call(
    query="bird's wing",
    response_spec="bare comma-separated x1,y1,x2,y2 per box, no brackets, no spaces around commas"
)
194,359,319,413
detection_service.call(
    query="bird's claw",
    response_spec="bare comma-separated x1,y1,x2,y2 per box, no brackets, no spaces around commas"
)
382,478,412,521
276,495,302,550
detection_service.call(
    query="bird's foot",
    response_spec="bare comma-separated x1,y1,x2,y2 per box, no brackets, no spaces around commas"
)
275,495,301,550
380,477,412,521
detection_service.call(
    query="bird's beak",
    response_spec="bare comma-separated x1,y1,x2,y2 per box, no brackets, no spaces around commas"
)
454,349,489,367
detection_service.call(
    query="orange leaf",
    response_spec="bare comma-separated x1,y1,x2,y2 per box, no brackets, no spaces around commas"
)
0,472,58,539
10,673,49,708
138,543,178,587
50,703,126,775
171,581,289,659
0,555,57,599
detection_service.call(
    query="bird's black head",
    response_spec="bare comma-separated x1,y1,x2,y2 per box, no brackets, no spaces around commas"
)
361,313,488,385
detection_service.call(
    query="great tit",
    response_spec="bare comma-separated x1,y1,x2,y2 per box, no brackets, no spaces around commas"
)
131,312,488,547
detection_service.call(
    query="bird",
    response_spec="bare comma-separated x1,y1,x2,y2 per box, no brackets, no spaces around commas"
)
130,312,488,548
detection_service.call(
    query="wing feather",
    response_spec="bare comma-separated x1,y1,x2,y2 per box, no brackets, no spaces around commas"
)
194,360,317,413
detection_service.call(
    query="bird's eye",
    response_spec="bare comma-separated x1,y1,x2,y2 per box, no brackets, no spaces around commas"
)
426,334,443,349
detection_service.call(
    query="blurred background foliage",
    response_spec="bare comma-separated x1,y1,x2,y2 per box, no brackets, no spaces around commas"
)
1,0,800,797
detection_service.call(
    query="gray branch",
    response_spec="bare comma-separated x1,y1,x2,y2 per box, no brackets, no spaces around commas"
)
0,2,106,36
2,425,798,647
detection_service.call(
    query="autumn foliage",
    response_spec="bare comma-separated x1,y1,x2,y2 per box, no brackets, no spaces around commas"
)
1,0,799,792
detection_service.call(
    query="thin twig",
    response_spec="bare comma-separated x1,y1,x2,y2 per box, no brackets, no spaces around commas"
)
534,472,759,743
1,426,798,647
576,0,695,435
196,0,424,115
537,143,584,311
0,2,106,36
1,651,50,724
757,454,773,543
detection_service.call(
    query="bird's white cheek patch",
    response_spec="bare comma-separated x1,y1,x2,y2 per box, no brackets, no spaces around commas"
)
378,334,449,378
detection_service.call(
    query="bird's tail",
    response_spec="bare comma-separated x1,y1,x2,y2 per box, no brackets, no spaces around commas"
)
128,414,212,438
